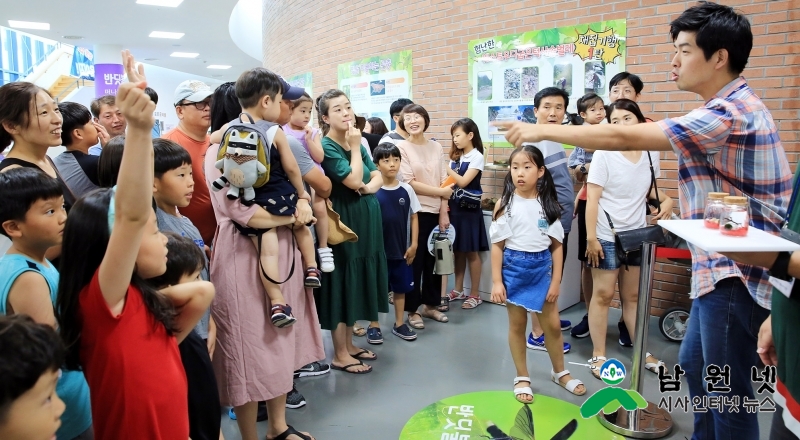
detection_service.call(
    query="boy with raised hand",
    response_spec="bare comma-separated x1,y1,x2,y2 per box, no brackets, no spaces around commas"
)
0,315,67,440
498,3,792,437
0,167,92,440
373,142,420,341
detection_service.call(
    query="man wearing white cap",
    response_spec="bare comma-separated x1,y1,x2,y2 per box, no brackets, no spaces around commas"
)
162,79,216,244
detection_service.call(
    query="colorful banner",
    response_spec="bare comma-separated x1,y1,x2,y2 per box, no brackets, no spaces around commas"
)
338,50,412,131
70,46,94,80
468,20,626,147
94,63,124,97
400,391,621,440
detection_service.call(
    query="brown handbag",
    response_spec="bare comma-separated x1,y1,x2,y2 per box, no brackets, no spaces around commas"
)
326,199,358,245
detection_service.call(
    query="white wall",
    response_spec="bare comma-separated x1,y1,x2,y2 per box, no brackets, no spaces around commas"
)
65,63,224,134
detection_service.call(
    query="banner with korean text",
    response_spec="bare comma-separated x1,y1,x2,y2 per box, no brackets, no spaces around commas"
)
468,20,626,147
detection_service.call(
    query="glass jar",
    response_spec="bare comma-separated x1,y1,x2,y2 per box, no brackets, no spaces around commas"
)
703,192,729,229
719,196,750,237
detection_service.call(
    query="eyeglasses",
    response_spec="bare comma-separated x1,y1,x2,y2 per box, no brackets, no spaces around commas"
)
177,100,212,110
403,114,423,122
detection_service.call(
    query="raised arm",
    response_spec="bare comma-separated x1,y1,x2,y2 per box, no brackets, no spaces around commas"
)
497,121,673,152
339,123,366,190
159,280,215,343
98,76,156,314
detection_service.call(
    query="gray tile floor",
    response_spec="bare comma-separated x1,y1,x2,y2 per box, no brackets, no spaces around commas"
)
220,302,773,439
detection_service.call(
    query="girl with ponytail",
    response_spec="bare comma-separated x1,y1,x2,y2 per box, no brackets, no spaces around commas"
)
489,145,586,404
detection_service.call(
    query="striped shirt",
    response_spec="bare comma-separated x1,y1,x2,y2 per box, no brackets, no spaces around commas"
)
657,76,792,309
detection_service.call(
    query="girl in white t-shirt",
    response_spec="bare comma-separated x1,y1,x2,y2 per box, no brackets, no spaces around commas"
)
444,118,489,310
490,145,586,403
585,99,673,380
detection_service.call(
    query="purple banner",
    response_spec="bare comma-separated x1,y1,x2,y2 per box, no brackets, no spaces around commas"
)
94,63,124,97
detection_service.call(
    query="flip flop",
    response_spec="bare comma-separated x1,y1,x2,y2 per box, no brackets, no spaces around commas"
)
271,425,315,440
351,348,377,360
331,361,372,375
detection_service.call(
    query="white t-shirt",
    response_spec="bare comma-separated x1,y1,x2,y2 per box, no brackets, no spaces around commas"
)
587,150,660,242
450,148,485,172
490,194,564,252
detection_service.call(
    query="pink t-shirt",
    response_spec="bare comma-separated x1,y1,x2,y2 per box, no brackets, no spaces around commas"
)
397,139,448,214
283,125,323,171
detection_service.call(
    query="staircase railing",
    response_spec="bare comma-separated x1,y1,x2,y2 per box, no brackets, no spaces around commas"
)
54,77,91,103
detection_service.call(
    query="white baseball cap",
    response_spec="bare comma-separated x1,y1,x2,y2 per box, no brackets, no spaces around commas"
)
173,80,213,106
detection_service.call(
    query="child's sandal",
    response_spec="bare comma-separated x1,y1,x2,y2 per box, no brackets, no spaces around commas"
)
513,376,534,404
304,267,322,288
551,369,586,396
271,304,296,328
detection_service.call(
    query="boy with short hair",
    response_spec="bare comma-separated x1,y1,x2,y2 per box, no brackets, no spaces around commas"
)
152,139,222,440
373,143,420,341
54,102,104,197
608,72,644,103
0,314,66,440
226,67,318,327
379,98,414,146
0,167,92,440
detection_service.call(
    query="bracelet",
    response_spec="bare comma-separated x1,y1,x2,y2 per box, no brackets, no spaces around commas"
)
770,251,792,281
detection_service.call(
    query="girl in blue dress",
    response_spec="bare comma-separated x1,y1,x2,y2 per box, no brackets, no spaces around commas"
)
444,118,489,310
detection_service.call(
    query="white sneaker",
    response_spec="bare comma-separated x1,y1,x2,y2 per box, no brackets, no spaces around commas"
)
319,247,335,272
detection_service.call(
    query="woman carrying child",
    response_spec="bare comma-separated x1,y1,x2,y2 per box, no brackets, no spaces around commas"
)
490,145,586,403
444,118,489,310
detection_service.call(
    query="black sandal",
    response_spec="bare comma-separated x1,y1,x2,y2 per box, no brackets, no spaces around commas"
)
437,296,449,312
272,425,314,440
351,348,377,360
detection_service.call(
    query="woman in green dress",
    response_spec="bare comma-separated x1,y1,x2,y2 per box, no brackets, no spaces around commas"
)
316,89,388,374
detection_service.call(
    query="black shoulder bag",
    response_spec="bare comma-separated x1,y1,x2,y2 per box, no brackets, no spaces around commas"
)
604,152,666,268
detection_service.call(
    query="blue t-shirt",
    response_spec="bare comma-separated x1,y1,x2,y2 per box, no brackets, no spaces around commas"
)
375,181,421,259
0,254,92,439
523,140,575,233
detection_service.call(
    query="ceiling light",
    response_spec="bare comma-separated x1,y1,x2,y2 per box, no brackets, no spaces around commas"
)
207,65,231,70
143,58,159,61
136,0,184,7
8,20,50,30
149,31,184,39
170,52,198,58
62,35,83,40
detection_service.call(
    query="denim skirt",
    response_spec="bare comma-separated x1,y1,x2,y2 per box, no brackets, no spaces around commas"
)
502,248,552,313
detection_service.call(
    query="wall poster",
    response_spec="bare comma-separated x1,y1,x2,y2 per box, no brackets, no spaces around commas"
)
468,20,626,147
338,50,413,131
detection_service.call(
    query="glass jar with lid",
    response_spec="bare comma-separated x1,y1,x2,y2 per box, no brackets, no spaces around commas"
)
703,192,729,229
720,196,750,237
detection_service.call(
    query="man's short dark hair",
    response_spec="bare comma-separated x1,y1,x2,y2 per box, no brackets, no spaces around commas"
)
153,138,192,179
534,87,569,109
670,1,752,74
0,315,64,424
90,95,116,118
236,67,283,109
389,98,414,118
609,72,644,94
0,168,63,238
372,142,402,164
144,87,159,105
58,102,93,147
147,232,205,288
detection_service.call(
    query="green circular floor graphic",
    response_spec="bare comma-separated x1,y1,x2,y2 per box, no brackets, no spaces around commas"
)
400,391,625,440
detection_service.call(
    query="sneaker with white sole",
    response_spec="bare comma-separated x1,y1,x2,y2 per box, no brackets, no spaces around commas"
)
294,361,331,378
560,319,572,331
392,323,417,341
318,247,335,272
286,383,306,409
571,314,590,338
527,332,571,353
367,327,383,345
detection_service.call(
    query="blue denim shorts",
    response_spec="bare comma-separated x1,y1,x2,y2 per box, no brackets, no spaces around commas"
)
586,238,639,270
502,248,552,313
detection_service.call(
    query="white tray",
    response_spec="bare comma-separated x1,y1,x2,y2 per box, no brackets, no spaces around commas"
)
657,219,800,252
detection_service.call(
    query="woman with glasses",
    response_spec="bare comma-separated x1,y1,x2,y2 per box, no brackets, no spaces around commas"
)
396,104,453,328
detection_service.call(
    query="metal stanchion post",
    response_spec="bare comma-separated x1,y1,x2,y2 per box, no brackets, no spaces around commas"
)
598,241,674,439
